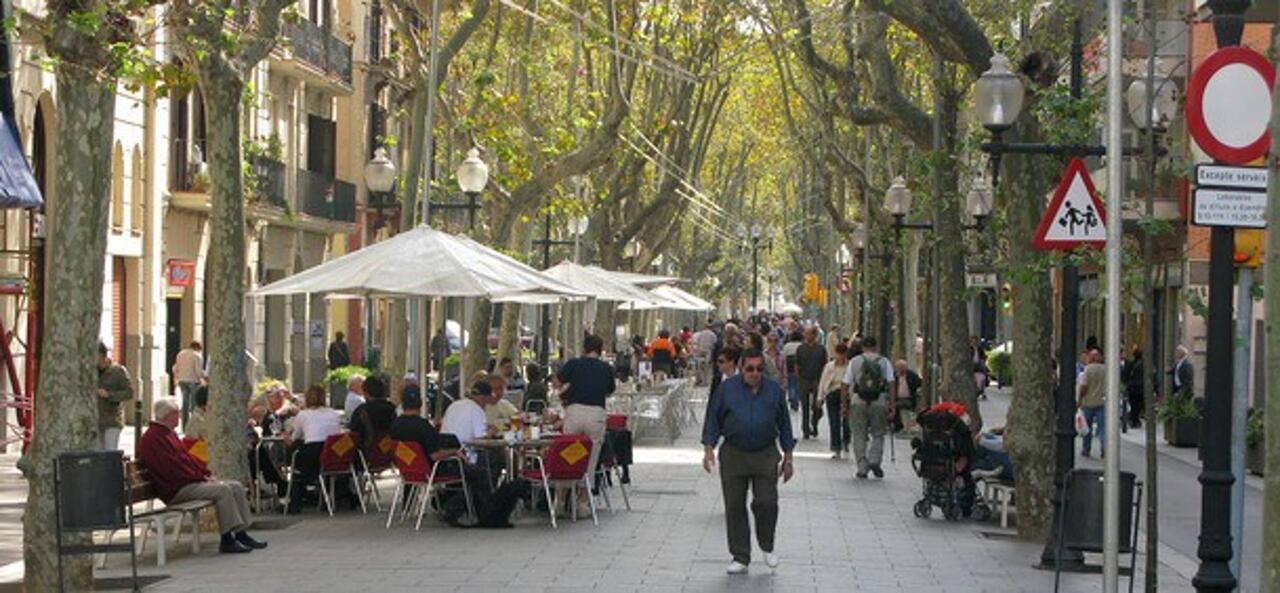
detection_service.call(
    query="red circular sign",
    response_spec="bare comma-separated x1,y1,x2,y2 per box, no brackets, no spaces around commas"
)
1185,46,1275,165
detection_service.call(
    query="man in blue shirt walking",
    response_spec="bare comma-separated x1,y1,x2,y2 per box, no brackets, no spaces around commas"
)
702,348,796,575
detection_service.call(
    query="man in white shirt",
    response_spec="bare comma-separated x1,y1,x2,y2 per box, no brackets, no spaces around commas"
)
172,341,205,429
342,375,366,419
841,337,895,479
441,380,494,445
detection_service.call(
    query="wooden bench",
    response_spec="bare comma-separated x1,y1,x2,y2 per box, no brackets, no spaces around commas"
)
98,462,214,567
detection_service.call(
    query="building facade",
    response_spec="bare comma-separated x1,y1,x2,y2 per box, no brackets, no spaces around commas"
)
1,0,398,443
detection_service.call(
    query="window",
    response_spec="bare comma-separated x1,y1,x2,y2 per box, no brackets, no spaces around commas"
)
111,143,124,230
131,147,144,236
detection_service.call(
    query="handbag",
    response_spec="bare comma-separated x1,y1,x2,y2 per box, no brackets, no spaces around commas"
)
1075,410,1090,436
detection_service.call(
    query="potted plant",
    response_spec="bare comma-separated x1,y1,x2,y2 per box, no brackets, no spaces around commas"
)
1158,393,1200,447
1247,410,1264,476
986,350,1012,387
323,364,371,409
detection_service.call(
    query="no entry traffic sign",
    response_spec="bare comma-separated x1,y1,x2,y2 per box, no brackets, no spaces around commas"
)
1185,46,1275,165
1032,158,1106,251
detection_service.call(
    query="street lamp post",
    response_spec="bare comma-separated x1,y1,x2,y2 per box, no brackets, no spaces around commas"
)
426,147,489,229
532,214,589,367
886,176,991,361
975,24,1174,572
363,149,398,357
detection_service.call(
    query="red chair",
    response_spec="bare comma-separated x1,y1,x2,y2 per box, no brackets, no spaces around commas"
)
384,441,473,530
519,434,597,528
180,437,209,467
317,433,365,516
357,433,396,512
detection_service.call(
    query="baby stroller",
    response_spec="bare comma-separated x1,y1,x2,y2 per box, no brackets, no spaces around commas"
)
910,404,992,522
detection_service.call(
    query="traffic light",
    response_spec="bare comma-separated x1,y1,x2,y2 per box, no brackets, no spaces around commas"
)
1000,283,1013,311
1234,229,1264,268
803,273,819,302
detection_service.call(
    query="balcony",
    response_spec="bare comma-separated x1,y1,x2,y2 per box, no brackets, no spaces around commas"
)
279,19,353,93
249,155,288,210
298,168,356,223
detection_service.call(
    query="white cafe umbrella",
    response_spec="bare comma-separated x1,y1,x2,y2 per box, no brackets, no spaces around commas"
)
253,225,584,299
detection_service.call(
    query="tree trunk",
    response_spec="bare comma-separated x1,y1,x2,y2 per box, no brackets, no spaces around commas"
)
18,64,116,593
1001,116,1058,541
1261,21,1280,593
933,87,980,426
464,299,493,379
200,74,252,484
496,222,534,365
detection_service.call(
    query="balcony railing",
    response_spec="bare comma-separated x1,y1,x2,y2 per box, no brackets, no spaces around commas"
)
249,155,287,210
284,19,352,85
298,168,356,223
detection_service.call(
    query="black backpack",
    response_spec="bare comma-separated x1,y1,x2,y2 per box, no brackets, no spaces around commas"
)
443,480,530,528
854,355,887,403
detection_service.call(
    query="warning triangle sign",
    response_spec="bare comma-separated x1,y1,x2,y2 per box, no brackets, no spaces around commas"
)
1032,157,1107,251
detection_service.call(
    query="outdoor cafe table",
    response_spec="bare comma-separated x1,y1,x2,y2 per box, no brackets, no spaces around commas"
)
468,435,557,484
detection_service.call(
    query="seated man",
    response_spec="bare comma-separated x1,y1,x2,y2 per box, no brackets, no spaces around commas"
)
441,380,494,445
389,388,461,464
138,396,267,554
484,375,519,427
972,427,1016,482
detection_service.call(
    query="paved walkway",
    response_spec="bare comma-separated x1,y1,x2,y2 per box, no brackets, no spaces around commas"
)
79,390,1195,593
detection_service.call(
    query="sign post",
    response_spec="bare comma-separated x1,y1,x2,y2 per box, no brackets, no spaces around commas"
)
1034,157,1106,574
1185,5,1274,591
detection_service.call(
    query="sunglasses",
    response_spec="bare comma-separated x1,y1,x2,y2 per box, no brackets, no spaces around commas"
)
742,365,764,373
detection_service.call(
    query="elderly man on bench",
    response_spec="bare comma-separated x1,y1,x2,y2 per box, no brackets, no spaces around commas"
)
138,396,267,554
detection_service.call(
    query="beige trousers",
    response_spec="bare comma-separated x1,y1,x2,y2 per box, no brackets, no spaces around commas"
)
563,404,607,475
171,480,252,534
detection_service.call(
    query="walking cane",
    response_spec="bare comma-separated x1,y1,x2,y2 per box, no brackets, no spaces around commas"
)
888,404,896,463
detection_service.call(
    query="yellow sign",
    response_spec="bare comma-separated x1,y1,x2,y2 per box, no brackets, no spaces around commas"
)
559,440,589,466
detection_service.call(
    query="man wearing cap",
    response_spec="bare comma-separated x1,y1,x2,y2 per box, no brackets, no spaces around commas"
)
441,379,495,445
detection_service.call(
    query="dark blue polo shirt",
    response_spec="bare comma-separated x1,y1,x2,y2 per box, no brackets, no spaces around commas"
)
702,374,796,452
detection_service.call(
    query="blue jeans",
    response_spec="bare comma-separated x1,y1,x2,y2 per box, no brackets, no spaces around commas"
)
786,375,799,409
1081,405,1106,456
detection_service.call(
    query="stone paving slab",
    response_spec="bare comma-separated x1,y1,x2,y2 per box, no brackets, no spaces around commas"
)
97,405,1195,593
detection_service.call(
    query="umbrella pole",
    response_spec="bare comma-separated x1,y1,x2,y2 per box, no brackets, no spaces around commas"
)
363,296,373,365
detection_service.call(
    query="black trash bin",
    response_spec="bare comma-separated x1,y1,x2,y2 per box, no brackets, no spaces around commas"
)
54,449,139,592
1053,468,1143,593
1062,468,1136,553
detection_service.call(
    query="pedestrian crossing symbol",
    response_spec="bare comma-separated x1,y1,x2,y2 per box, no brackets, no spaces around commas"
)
1032,157,1107,251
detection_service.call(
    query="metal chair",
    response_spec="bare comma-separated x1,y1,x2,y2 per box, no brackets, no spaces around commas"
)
519,434,597,528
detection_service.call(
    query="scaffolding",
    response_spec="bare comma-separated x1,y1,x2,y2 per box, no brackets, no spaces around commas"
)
0,211,40,451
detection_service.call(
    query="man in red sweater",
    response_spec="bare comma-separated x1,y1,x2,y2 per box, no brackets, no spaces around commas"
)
138,396,266,554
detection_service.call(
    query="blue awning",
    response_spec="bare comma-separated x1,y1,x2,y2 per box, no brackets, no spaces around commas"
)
0,114,41,209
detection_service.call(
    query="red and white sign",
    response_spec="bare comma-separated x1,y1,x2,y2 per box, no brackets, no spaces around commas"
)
166,259,195,288
1032,158,1106,251
1185,46,1275,165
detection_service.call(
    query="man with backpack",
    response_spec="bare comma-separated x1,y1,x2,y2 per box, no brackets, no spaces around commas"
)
841,337,894,479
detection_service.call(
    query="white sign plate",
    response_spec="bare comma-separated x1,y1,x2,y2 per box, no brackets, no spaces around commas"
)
1192,188,1267,228
1195,164,1268,190
966,272,997,289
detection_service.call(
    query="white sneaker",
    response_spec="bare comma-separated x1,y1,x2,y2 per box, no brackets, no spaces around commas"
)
726,561,749,575
764,552,780,568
